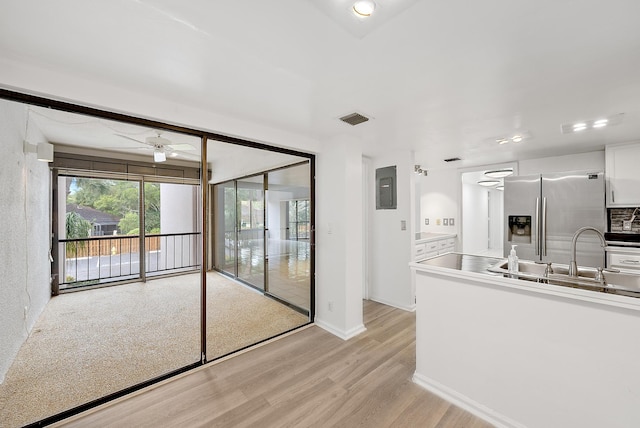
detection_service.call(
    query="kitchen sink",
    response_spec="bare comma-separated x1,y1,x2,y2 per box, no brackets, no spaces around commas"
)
487,259,640,296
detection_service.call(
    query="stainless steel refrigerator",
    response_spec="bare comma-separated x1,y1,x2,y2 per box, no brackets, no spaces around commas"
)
503,171,606,268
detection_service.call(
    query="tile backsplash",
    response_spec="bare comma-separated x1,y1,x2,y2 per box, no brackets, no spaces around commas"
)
609,208,640,232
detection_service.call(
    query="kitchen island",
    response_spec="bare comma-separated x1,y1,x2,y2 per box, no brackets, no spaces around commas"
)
410,253,640,428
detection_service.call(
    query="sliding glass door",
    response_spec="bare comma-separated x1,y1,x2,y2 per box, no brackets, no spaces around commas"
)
237,176,265,290
211,162,311,314
264,163,311,312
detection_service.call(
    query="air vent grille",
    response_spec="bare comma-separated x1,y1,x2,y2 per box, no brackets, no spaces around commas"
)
444,157,461,162
339,112,370,126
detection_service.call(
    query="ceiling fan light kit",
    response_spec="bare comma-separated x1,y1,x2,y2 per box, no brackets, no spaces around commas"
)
153,149,166,163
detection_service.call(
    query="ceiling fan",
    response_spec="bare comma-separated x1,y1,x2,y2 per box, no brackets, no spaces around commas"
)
115,132,197,162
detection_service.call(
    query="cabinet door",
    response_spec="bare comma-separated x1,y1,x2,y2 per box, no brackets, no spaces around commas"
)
606,143,640,207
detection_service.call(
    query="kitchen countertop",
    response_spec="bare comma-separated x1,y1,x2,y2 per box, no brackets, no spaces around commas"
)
415,232,456,244
415,252,503,275
410,252,640,312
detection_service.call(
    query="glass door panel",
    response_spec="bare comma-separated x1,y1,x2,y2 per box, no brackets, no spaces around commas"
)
213,181,237,276
58,176,142,290
265,163,311,313
236,176,265,290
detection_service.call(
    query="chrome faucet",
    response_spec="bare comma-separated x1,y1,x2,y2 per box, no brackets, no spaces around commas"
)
568,226,606,277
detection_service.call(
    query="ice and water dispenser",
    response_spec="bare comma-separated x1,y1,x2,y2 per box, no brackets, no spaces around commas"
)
507,216,531,244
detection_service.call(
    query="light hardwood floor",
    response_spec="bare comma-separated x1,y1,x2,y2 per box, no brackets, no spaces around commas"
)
55,301,493,428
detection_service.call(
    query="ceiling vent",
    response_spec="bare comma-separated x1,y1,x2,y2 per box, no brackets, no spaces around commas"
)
444,157,461,162
339,112,370,126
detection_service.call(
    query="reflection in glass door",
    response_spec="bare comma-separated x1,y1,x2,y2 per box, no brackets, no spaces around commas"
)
265,163,311,313
213,181,237,276
212,162,311,314
236,176,265,290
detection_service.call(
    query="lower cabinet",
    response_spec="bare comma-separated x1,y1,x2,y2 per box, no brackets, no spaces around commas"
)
415,236,456,261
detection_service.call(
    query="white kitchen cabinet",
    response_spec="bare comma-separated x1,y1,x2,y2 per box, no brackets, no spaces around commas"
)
606,142,640,207
414,233,456,261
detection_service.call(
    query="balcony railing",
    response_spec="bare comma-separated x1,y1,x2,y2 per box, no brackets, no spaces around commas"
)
59,232,201,289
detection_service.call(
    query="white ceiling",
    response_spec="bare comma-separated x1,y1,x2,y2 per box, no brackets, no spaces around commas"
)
2,0,640,170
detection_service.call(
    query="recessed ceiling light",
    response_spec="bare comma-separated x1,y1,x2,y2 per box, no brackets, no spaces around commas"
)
511,135,522,143
496,138,509,145
485,169,513,178
593,119,608,128
353,0,376,17
561,113,624,134
477,180,501,187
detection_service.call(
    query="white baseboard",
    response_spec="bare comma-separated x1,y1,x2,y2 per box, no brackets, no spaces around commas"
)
368,295,416,312
315,319,367,340
412,372,526,428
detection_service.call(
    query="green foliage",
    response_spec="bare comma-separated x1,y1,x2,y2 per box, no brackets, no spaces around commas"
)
119,212,140,235
65,211,92,239
68,178,161,234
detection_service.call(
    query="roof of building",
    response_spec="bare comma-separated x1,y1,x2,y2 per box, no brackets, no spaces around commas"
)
66,204,120,225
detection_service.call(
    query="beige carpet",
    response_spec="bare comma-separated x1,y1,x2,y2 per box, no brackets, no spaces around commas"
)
0,272,308,428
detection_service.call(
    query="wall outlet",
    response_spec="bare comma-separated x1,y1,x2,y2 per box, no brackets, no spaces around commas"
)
436,218,441,226
443,218,449,226
449,218,455,226
401,220,406,231
425,218,429,225
24,306,28,320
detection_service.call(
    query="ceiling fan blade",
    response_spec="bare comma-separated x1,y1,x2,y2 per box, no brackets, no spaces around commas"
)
115,134,150,146
168,143,197,151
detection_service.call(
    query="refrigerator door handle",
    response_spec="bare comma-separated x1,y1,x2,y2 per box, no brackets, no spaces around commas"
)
535,197,540,256
542,197,547,256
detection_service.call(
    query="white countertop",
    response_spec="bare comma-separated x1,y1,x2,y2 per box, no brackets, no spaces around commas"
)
410,252,640,312
415,232,456,244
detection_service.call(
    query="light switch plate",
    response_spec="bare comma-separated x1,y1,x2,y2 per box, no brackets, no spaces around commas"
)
443,218,449,226
449,218,455,226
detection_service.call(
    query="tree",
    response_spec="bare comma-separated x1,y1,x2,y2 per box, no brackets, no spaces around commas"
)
119,212,139,235
65,211,92,239
68,178,161,234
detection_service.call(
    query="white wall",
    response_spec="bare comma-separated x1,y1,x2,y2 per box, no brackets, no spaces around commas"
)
267,191,293,240
368,151,415,310
0,99,51,383
419,169,459,236
160,183,199,269
488,187,503,252
462,183,489,254
315,135,365,339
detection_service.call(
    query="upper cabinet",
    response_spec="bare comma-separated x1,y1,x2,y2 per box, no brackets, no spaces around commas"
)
606,142,640,207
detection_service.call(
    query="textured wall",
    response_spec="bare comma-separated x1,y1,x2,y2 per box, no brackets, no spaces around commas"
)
0,99,51,383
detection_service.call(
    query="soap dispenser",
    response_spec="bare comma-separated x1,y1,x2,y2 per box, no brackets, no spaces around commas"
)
508,244,519,274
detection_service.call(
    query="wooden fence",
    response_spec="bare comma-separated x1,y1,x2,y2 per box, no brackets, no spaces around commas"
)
65,236,161,258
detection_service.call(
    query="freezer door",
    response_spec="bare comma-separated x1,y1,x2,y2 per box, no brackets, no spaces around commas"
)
541,171,606,267
503,175,541,261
